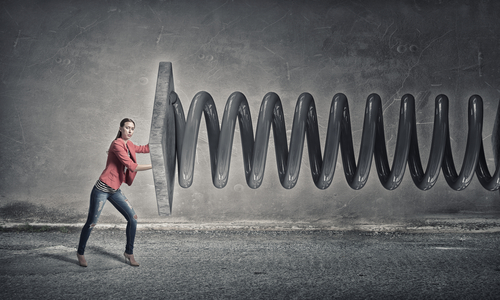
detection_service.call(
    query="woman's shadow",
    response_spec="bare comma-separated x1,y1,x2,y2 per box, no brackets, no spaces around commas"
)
42,246,124,267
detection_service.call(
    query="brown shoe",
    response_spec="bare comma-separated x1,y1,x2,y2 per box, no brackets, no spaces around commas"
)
77,253,87,267
123,252,139,267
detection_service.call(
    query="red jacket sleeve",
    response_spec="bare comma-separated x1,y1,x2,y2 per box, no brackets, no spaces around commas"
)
134,143,150,154
110,140,139,172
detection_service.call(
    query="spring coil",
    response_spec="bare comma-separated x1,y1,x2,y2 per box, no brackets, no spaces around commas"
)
170,91,500,192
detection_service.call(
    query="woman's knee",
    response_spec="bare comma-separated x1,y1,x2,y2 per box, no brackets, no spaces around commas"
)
123,199,137,222
129,213,138,225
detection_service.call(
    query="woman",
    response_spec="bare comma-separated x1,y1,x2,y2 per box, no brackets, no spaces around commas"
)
77,118,152,267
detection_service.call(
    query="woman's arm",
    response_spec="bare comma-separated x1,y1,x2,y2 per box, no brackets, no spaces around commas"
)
134,164,152,171
111,141,139,171
111,141,152,172
135,144,150,154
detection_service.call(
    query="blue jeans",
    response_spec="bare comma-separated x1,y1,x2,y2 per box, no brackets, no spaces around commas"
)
78,186,137,255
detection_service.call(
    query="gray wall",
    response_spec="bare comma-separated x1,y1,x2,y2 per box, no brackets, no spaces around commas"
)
1,0,500,226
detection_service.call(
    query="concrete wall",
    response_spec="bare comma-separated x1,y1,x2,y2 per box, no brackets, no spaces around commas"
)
1,0,500,226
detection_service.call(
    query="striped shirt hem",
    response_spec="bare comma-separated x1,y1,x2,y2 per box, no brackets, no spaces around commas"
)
95,179,117,194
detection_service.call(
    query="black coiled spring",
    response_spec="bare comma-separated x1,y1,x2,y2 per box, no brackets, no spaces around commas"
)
170,91,500,192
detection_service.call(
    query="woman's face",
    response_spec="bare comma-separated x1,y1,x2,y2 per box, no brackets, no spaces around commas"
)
119,122,135,141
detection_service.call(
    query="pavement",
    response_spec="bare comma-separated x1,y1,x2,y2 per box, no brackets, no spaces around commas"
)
1,224,500,299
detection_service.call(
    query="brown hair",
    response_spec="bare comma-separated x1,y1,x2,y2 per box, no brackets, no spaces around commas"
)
115,118,136,140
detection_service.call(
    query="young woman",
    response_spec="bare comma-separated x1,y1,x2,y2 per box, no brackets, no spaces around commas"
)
77,118,152,267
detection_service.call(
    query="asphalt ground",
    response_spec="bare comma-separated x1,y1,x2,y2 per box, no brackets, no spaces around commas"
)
1,226,500,300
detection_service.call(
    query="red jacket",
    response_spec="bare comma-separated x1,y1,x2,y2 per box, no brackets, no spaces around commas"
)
99,139,150,190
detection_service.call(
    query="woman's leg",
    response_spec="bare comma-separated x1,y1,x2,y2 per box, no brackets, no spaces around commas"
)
77,186,108,255
108,189,138,255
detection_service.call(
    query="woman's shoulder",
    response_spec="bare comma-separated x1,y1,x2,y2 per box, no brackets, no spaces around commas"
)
110,139,127,150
